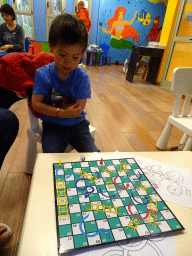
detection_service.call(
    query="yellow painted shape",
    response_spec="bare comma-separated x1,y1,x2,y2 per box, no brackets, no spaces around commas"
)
126,218,140,232
86,203,122,214
147,0,168,5
120,162,126,173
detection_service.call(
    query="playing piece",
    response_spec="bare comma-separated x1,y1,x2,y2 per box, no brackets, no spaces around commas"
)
53,158,184,255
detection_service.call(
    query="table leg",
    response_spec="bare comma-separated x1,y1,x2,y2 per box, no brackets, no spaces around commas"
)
99,53,103,66
89,53,93,66
126,51,138,83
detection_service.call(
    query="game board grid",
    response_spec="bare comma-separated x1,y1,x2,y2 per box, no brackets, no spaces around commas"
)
53,158,184,254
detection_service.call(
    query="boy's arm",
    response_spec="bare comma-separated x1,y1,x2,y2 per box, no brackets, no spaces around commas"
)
32,94,83,118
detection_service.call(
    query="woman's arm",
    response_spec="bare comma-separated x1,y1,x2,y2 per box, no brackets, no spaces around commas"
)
123,11,137,26
11,25,25,51
32,94,84,118
102,21,116,34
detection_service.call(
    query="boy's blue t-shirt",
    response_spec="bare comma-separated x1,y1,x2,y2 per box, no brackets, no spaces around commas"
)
32,62,91,126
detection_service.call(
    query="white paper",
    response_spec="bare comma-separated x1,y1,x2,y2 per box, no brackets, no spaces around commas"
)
70,234,176,256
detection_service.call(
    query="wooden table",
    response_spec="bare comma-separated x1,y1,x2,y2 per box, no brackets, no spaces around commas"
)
17,151,192,256
126,46,164,85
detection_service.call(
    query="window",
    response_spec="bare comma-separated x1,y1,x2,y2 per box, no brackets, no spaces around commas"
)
13,0,34,39
46,0,66,40
0,0,4,24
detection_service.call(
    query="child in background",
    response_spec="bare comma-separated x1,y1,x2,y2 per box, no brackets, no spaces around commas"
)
31,13,99,153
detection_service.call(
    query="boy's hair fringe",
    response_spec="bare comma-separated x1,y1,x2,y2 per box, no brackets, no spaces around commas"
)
49,13,88,53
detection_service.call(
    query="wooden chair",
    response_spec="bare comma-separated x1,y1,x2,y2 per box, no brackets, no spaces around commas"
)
156,67,192,151
25,103,96,174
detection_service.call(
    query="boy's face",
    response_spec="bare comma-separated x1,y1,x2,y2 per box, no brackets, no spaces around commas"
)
49,43,83,79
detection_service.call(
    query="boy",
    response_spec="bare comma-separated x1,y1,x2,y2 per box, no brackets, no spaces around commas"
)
31,13,98,153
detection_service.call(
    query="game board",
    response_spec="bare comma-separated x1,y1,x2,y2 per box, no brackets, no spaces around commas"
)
53,158,184,255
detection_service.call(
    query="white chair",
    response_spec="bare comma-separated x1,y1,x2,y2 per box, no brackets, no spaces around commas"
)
25,106,96,174
156,67,192,151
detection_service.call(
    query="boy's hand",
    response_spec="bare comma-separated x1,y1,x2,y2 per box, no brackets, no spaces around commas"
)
61,102,83,118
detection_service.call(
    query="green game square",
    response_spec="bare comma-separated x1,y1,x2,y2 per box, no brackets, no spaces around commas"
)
122,197,133,206
135,204,148,214
109,191,120,198
120,176,130,183
167,219,183,230
67,196,79,204
118,206,128,216
84,221,98,233
101,200,113,206
157,201,168,211
146,223,161,234
59,224,72,237
81,202,91,212
56,176,64,182
127,169,136,176
63,168,73,175
73,234,88,248
156,211,165,221
120,159,128,164
54,163,63,169
100,229,114,243
140,195,150,204
74,174,81,180
108,218,122,229
72,162,81,168
127,189,139,197
65,180,75,188
89,193,100,202
70,212,83,224
130,163,139,169
104,160,114,166
110,171,119,177
94,211,107,220
58,206,68,215
137,173,147,181
85,179,95,186
114,164,120,171
97,185,107,193
123,225,139,239
147,187,156,195
132,181,141,189
77,189,87,195
89,161,98,167
103,177,113,183
81,167,91,173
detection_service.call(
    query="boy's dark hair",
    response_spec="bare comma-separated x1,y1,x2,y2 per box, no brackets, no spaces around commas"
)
49,13,88,53
0,4,16,20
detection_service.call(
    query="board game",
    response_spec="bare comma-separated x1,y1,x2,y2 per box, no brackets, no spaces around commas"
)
53,158,184,255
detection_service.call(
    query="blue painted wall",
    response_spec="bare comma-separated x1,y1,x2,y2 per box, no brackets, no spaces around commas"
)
4,0,166,63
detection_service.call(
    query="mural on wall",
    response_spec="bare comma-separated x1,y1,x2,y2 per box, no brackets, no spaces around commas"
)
147,0,168,6
97,0,167,64
137,9,151,26
146,16,160,42
102,7,139,50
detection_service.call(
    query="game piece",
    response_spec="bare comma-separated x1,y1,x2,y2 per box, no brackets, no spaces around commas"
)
58,160,62,167
53,158,184,255
81,155,85,161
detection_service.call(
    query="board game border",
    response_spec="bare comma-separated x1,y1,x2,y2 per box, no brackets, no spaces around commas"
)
53,158,185,256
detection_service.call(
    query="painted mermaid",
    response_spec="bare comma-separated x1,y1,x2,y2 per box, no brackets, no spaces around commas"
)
102,7,140,43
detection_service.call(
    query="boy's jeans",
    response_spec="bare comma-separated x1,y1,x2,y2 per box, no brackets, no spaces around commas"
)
42,119,98,153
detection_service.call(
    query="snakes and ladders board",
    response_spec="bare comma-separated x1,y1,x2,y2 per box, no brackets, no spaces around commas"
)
53,158,184,255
